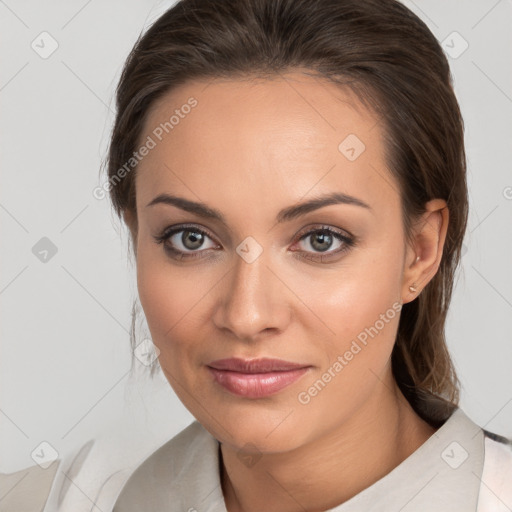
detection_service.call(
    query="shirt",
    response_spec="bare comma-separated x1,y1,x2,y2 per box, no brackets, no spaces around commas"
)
3,398,511,511
112,406,512,512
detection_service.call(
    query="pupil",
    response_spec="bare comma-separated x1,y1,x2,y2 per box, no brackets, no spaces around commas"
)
311,232,332,252
182,230,204,250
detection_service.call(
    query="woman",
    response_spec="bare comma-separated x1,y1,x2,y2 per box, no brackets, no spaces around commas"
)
33,0,512,510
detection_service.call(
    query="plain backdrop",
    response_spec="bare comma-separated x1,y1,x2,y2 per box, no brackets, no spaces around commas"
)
1,0,511,473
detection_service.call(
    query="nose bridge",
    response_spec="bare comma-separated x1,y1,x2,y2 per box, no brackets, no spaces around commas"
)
213,246,288,340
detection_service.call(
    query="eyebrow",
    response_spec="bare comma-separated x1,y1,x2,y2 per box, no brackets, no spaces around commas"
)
145,191,372,224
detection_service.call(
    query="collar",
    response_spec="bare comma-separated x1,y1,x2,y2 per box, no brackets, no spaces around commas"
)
329,406,485,511
113,404,485,511
114,420,226,512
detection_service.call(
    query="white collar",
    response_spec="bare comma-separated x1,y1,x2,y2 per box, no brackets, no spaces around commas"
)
113,405,485,511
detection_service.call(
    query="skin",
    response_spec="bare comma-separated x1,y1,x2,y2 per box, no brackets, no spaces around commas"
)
124,70,449,512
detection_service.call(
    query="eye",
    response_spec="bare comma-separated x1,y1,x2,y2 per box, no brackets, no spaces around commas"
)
153,223,356,263
153,224,220,261
290,225,356,262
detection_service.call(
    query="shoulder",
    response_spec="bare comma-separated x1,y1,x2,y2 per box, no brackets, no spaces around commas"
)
0,462,59,512
129,419,210,468
113,420,222,510
36,437,134,512
115,420,214,486
0,422,212,512
477,430,512,511
39,432,151,512
117,419,209,486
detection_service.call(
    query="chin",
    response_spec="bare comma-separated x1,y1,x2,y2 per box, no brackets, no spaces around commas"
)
197,401,313,454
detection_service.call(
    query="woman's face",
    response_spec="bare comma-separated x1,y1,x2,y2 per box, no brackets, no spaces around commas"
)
130,71,418,452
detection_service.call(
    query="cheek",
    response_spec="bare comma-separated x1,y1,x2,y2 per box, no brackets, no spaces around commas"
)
294,277,403,428
293,237,403,343
290,235,404,392
309,280,401,380
135,242,218,373
136,258,201,400
137,254,171,336
136,245,193,350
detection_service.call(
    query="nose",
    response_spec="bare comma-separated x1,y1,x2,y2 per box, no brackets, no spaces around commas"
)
212,250,291,342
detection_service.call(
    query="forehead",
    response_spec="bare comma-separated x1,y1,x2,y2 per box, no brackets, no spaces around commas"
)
135,71,398,220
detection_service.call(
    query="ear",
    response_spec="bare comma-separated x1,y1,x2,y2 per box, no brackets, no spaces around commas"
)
123,209,138,257
401,199,449,304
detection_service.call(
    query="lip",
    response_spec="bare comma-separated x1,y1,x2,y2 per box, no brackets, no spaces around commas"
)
207,357,311,398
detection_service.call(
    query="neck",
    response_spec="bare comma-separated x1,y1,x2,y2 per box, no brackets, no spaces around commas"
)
220,373,436,512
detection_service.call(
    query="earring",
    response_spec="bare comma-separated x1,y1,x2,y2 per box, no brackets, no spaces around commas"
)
409,256,420,293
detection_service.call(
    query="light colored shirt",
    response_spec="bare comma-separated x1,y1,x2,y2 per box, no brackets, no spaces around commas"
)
3,401,511,511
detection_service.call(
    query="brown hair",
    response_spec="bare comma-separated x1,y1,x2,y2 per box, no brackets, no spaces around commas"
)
105,0,468,414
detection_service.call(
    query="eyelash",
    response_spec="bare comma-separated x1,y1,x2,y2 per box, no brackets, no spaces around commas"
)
153,223,356,263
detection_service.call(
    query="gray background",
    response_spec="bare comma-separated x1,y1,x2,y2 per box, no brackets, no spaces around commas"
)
1,0,511,473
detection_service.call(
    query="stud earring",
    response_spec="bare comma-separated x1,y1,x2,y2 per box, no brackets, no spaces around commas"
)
409,283,417,293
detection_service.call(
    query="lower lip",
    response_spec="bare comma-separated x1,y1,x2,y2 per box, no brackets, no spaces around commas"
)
207,367,310,398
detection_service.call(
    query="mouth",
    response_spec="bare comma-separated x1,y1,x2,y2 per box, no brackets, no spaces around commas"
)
207,357,311,398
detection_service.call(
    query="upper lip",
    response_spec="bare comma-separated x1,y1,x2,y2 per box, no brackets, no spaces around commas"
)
207,357,309,373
